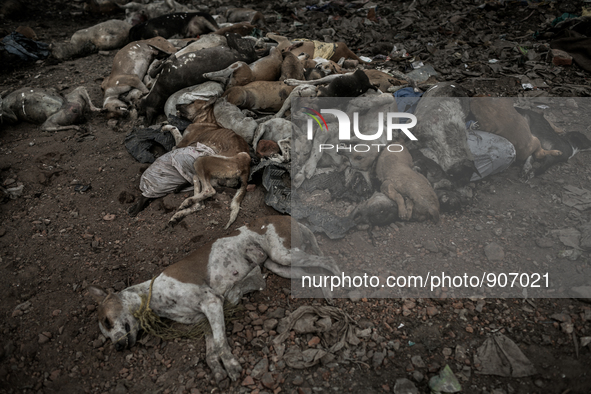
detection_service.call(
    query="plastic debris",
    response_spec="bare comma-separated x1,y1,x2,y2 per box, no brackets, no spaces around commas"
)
428,365,462,393
474,333,537,377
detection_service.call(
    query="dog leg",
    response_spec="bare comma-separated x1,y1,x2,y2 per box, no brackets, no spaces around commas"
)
42,125,81,132
201,293,242,382
161,125,184,146
521,155,535,182
225,153,251,229
535,149,562,158
264,259,336,302
283,74,344,86
381,181,408,220
70,86,102,112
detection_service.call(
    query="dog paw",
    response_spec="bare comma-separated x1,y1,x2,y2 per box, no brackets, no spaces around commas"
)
222,356,242,382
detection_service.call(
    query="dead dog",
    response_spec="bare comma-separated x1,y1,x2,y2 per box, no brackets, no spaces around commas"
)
2,86,101,131
470,97,562,177
87,215,341,383
128,12,219,41
376,141,440,223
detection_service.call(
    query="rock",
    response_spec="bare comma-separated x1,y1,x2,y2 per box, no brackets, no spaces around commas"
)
49,370,60,381
550,313,571,323
38,334,50,344
268,307,285,319
535,238,554,248
372,351,385,368
411,355,425,368
580,337,591,347
251,357,268,380
241,376,254,386
426,306,438,316
258,304,268,313
114,381,127,394
161,194,177,211
442,348,452,357
393,378,419,394
232,322,244,333
549,49,572,66
308,336,321,347
412,371,424,382
263,318,278,331
292,376,304,386
102,214,116,221
423,240,439,253
107,119,118,129
260,372,276,389
484,242,504,261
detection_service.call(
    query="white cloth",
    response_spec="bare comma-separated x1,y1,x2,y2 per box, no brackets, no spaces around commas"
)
140,143,216,198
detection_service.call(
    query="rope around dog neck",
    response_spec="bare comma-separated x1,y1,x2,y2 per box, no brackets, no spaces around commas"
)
132,276,243,341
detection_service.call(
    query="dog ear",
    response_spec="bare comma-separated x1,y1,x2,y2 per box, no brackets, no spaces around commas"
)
87,285,108,303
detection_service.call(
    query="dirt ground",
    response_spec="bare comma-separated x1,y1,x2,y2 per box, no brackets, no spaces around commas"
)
1,0,591,393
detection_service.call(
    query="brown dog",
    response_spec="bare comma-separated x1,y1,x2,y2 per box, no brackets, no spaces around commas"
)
376,142,440,223
267,33,364,63
223,81,295,112
470,97,562,162
101,36,176,118
204,45,287,88
162,123,251,228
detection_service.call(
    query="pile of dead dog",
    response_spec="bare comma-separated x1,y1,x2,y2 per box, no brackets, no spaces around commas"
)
3,2,591,387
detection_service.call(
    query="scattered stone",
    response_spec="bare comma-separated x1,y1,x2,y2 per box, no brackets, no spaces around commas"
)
442,348,452,357
549,49,572,66
423,240,439,253
393,378,419,394
372,351,385,368
484,242,504,261
412,371,424,382
411,355,425,368
493,228,503,236
241,376,254,386
260,372,276,389
308,336,321,347
251,357,269,380
535,238,554,248
38,334,50,344
426,306,438,316
263,318,278,331
103,214,116,221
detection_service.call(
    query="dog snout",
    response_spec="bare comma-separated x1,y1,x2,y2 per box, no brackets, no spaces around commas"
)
114,340,126,351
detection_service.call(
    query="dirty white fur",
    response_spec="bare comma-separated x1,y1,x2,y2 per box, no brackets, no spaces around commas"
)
91,218,341,383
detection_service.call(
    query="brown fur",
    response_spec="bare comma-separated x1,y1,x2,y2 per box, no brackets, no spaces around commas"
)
162,240,214,285
280,51,305,81
246,215,293,249
364,69,404,92
223,81,295,112
176,123,249,155
177,97,218,124
168,122,251,228
376,143,440,223
470,98,562,161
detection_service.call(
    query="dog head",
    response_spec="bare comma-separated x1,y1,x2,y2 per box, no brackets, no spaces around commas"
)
103,97,129,119
88,285,140,351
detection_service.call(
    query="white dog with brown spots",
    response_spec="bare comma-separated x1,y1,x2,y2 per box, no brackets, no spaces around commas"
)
87,216,341,383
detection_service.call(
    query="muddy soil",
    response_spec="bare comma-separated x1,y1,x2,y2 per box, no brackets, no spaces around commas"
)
1,0,591,393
